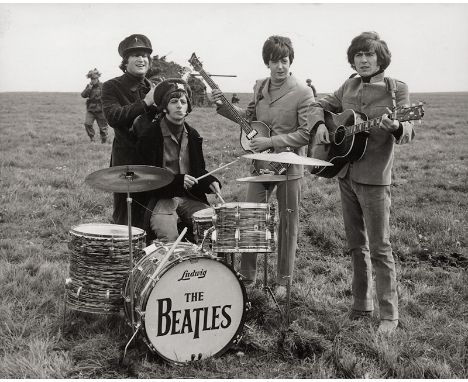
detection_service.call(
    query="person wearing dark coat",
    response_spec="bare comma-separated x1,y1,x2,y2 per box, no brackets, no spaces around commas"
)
101,34,157,228
132,78,221,243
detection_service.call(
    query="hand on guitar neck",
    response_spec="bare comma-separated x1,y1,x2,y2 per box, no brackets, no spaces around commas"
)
315,107,400,145
211,89,273,153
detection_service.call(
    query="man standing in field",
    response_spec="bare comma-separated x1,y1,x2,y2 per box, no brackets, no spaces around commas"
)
81,68,109,143
101,34,157,228
306,79,317,98
132,78,221,242
307,31,415,334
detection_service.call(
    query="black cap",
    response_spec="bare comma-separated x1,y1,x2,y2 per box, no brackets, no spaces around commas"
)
118,34,152,58
154,78,193,114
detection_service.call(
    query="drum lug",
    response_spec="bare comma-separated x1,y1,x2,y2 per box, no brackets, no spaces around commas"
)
108,246,114,256
105,290,110,300
65,278,72,287
135,307,145,319
80,245,87,254
245,301,252,311
232,333,243,345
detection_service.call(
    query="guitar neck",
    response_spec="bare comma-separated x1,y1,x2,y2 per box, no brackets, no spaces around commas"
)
196,68,255,134
346,115,385,137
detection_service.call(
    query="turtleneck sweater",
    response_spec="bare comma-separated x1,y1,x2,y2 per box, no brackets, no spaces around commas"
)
268,76,288,99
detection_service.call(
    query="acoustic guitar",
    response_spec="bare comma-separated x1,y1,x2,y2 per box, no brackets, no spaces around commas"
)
188,53,288,175
307,105,424,178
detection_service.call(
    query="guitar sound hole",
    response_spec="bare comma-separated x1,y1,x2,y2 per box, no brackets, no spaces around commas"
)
334,126,345,145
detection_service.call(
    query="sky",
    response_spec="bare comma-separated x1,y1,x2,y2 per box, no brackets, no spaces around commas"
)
1,2,468,93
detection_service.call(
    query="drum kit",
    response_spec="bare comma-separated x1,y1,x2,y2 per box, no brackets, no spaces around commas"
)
64,151,331,364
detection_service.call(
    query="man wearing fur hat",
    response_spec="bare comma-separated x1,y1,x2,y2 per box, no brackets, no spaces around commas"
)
81,68,108,143
132,78,222,243
102,34,157,228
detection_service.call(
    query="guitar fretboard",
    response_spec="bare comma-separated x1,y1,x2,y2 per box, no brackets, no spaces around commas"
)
345,116,384,137
196,67,254,134
192,58,286,174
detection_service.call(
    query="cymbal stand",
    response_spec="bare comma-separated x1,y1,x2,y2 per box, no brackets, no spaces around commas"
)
258,182,283,317
125,169,136,329
283,152,293,325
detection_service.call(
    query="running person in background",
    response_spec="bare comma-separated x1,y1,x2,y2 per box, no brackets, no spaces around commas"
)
212,35,315,297
307,31,415,334
81,68,108,143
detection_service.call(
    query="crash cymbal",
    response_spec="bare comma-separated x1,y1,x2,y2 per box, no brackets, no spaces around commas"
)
243,151,333,167
236,175,288,183
85,165,175,193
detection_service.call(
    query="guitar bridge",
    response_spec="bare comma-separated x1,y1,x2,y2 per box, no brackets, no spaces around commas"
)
247,130,258,139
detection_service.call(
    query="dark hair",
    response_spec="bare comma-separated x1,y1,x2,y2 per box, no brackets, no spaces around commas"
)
162,90,186,109
158,90,193,116
347,31,391,71
119,51,152,73
262,35,294,66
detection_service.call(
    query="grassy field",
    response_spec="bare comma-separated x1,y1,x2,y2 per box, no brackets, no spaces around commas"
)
0,91,467,378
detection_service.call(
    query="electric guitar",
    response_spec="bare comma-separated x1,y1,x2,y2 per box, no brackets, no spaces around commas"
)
188,53,288,175
307,105,424,178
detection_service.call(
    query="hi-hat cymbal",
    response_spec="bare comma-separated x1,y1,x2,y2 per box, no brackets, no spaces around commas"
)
237,175,288,183
243,152,333,167
85,165,175,193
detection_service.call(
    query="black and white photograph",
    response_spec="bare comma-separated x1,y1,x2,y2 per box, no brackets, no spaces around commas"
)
0,1,467,378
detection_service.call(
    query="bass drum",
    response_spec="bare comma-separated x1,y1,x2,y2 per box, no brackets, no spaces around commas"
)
124,242,247,363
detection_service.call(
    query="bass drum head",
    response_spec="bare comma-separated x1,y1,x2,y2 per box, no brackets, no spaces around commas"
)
144,257,246,363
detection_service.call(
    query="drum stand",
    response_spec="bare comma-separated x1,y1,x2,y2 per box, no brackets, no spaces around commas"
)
258,179,292,325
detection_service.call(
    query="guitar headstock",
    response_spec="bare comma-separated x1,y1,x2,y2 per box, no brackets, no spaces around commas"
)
395,103,425,122
188,53,203,72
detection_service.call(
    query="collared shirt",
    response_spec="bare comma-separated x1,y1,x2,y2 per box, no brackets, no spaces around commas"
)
160,118,190,175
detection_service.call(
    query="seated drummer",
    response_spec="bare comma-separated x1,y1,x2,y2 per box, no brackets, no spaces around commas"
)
133,78,222,242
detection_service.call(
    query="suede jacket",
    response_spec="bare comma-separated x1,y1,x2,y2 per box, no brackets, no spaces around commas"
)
307,72,415,185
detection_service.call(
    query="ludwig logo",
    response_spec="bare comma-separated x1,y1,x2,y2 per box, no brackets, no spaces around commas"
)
178,269,207,281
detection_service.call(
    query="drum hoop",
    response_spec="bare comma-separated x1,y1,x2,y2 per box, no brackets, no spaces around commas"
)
70,223,145,240
192,208,215,219
214,202,269,210
139,255,248,364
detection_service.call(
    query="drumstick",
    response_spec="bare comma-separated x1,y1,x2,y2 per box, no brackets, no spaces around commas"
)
215,191,225,203
195,158,238,181
140,227,188,298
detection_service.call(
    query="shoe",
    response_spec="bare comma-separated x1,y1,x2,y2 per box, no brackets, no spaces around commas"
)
274,285,287,299
349,309,373,321
377,319,398,334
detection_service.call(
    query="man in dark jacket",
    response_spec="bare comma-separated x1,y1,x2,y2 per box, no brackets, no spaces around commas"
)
101,34,157,228
81,68,108,143
132,78,221,242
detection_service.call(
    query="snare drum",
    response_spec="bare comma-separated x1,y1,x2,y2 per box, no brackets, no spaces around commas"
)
212,202,277,253
192,207,214,244
124,242,247,363
66,223,146,314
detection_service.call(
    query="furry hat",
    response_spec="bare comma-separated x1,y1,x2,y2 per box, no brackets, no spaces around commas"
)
153,78,193,114
86,68,101,79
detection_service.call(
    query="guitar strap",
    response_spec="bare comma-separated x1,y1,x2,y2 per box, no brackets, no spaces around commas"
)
384,77,398,109
249,78,269,123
